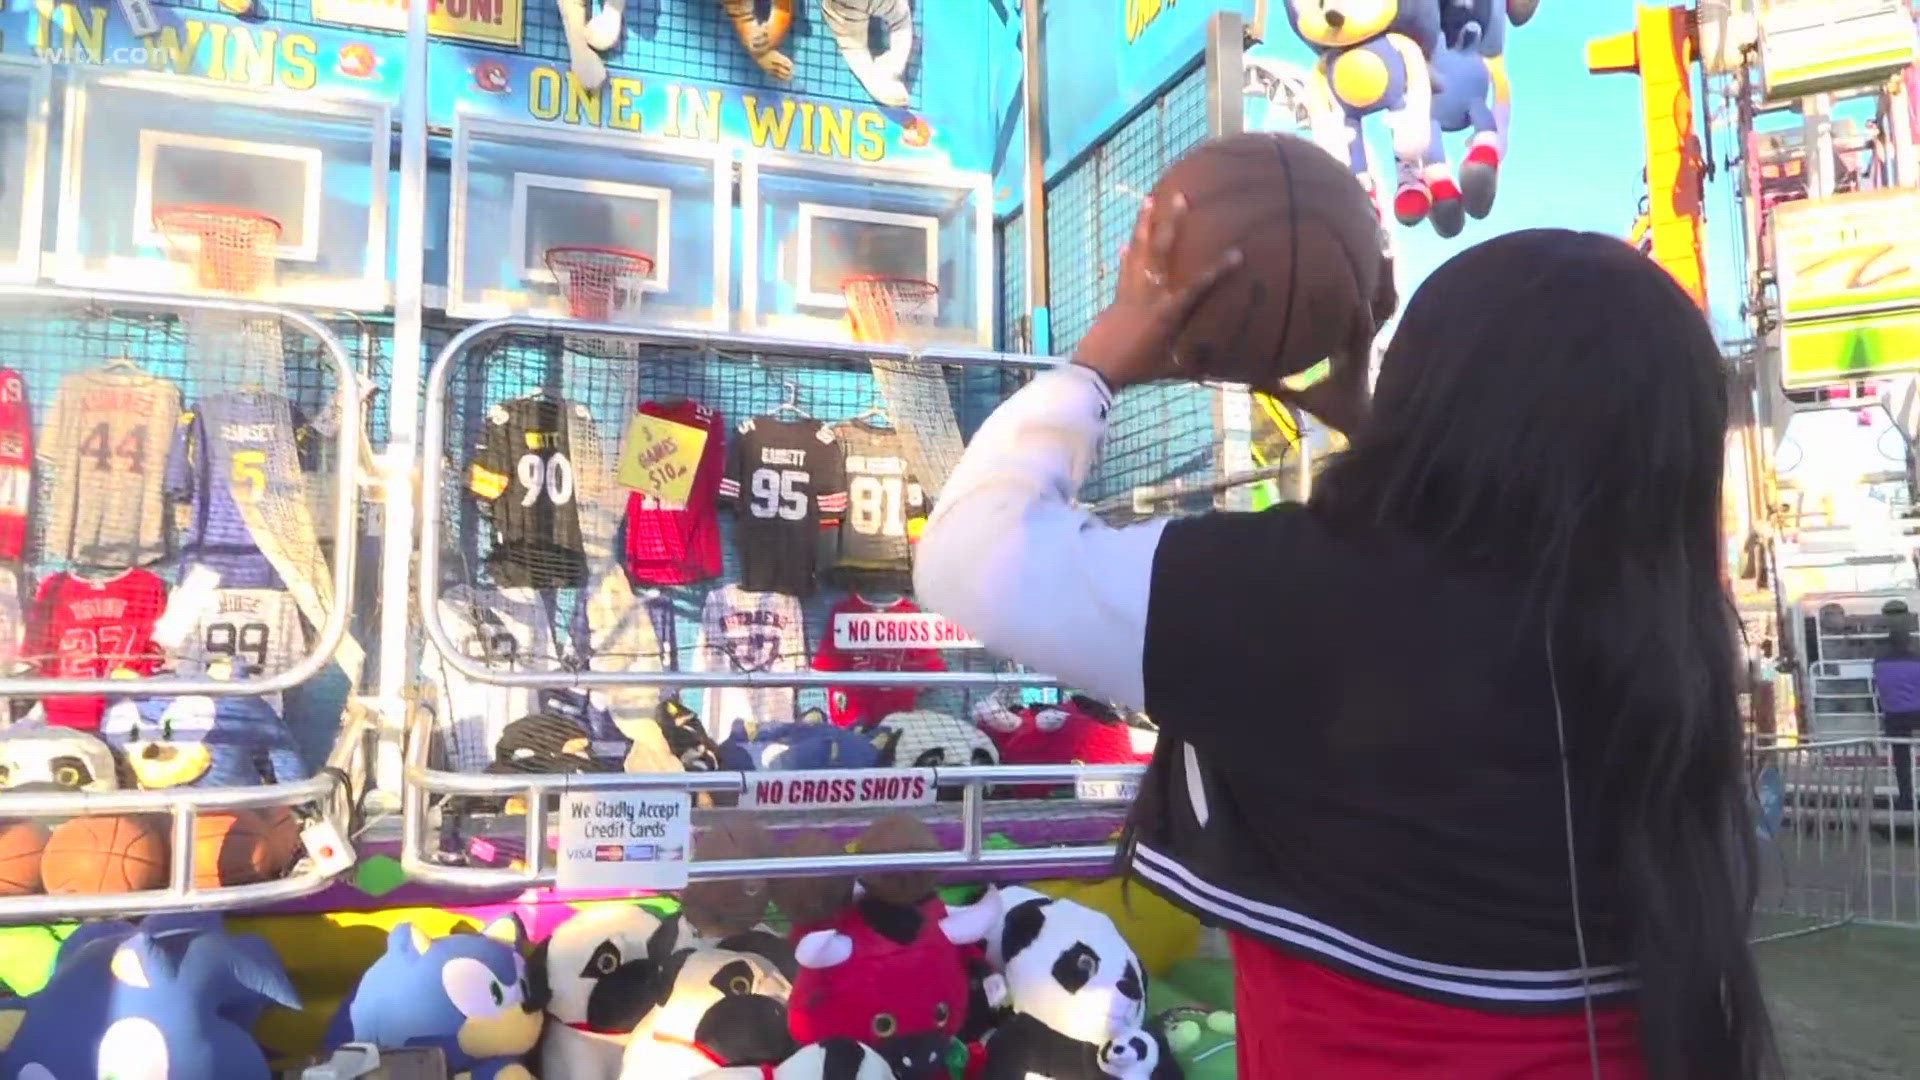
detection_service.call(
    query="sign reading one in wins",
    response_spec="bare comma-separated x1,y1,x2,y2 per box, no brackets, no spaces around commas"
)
1773,189,1920,390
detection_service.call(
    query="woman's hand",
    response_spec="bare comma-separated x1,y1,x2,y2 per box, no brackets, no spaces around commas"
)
1071,193,1240,392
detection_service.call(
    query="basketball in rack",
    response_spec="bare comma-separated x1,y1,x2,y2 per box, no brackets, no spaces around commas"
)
546,245,653,358
153,204,282,296
841,274,965,498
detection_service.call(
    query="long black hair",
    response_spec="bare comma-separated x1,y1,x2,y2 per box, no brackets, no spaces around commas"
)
1312,230,1777,1080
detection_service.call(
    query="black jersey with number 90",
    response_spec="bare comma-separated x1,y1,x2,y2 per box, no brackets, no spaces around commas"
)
468,395,591,588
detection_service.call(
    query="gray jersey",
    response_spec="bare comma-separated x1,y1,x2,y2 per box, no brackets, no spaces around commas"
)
39,368,183,566
695,584,806,738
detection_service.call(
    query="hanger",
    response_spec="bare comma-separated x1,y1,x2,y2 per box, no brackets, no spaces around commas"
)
853,398,890,425
102,356,142,373
772,380,810,419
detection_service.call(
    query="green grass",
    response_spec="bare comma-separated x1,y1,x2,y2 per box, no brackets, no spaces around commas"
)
1758,922,1920,1078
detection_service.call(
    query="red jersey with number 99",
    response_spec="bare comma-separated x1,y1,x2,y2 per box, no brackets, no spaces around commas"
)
29,569,167,729
0,367,32,561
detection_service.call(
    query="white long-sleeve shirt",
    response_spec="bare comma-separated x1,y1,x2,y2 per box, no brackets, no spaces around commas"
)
912,365,1164,708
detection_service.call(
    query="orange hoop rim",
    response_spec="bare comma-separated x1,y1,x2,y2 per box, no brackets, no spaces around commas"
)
544,245,656,275
151,203,283,237
841,274,938,298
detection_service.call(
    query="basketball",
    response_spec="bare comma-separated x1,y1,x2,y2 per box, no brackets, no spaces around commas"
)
1146,132,1396,388
40,814,169,895
0,820,47,895
193,810,291,889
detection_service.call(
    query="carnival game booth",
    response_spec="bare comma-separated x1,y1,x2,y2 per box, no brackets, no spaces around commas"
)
0,42,379,928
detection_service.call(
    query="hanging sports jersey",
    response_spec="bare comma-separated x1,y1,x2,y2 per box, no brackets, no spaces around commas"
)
811,594,945,728
829,419,927,585
0,368,32,562
165,393,320,590
469,395,593,589
624,399,726,587
434,585,561,773
695,584,806,737
39,368,183,567
28,569,167,730
0,567,22,672
718,416,847,596
581,568,670,763
171,587,309,680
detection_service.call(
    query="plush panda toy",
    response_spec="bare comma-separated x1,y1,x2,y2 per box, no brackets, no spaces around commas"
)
693,1038,894,1079
616,934,798,1080
531,904,685,1080
947,887,1180,1080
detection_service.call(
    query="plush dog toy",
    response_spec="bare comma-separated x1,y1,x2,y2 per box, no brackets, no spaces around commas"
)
532,904,686,1080
694,1037,894,1079
324,917,541,1080
946,887,1173,1080
0,914,299,1079
617,934,799,1080
1284,0,1447,230
0,724,117,792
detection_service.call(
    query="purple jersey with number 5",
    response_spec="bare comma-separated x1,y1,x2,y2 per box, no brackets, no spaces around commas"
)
165,393,317,589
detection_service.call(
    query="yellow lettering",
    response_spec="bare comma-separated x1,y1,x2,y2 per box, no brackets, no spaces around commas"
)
529,66,563,121
661,84,682,137
279,34,318,90
1125,0,1171,44
818,106,853,159
564,75,602,126
145,21,205,73
742,95,796,148
680,88,722,142
797,101,816,153
70,2,107,57
609,77,643,132
204,22,230,80
853,111,886,162
34,2,54,51
230,27,275,86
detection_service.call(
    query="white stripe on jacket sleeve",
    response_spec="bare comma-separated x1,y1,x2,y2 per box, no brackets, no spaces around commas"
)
912,364,1166,709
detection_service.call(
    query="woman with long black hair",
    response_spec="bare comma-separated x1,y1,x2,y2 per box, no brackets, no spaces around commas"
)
915,205,1778,1078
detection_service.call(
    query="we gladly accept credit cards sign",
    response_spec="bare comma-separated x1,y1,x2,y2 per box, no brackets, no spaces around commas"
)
557,790,691,890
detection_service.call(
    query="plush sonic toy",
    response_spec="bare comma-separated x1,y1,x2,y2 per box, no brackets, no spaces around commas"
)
1283,0,1446,229
323,916,542,1080
0,914,300,1080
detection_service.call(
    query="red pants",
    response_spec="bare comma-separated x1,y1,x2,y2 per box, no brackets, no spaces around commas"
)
1230,935,1647,1079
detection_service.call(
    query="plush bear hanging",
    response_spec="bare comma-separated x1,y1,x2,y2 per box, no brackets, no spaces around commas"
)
819,0,916,108
721,0,796,80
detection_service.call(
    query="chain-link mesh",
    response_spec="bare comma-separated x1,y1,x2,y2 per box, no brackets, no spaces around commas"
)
0,292,359,770
843,276,967,498
425,328,1034,775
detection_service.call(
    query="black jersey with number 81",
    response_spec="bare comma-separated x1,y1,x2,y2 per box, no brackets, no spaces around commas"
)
468,395,590,588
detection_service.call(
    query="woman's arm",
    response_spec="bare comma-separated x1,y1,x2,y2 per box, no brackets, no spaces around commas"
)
913,363,1166,708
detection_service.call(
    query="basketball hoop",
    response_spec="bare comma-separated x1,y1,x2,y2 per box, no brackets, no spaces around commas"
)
843,275,939,346
153,204,282,296
546,245,654,321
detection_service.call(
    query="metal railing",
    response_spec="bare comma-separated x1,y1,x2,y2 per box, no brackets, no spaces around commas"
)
399,706,1141,891
1750,735,1920,934
0,704,370,923
418,317,1060,695
0,286,364,698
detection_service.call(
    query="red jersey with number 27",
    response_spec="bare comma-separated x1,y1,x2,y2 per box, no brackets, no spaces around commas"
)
29,569,167,730
0,368,30,561
623,399,726,586
811,595,946,728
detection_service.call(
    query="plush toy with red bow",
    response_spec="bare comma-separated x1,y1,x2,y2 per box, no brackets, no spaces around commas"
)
693,1037,894,1078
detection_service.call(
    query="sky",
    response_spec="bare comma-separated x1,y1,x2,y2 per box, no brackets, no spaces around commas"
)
1247,2,1757,341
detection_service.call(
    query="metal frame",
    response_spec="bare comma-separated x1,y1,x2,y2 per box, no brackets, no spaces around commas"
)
509,173,675,291
739,149,994,348
447,113,732,329
54,67,392,311
419,317,1054,694
0,286,363,699
130,130,326,263
793,202,940,309
0,58,51,285
0,702,372,923
400,706,1140,891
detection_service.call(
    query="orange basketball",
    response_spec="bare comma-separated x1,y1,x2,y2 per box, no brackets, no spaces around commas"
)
194,810,282,889
41,814,169,894
0,820,48,895
256,805,304,872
